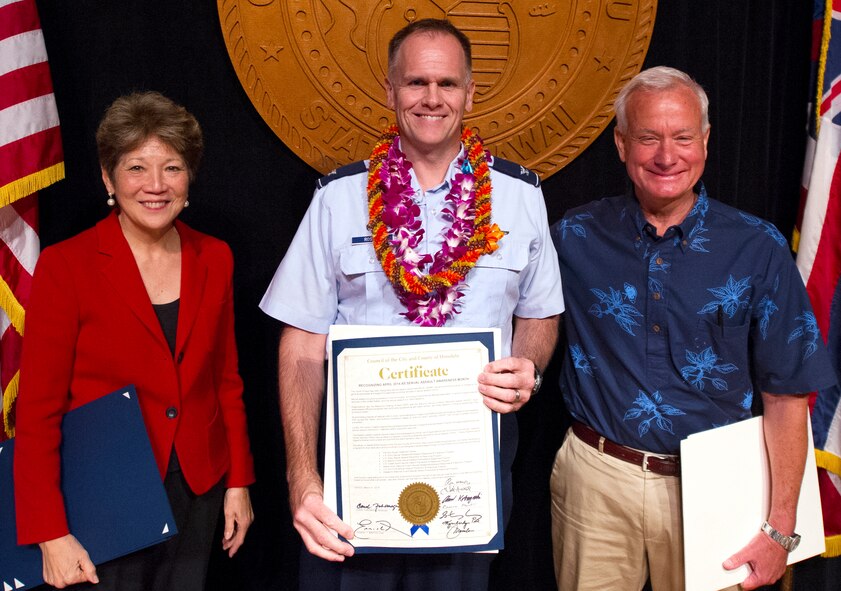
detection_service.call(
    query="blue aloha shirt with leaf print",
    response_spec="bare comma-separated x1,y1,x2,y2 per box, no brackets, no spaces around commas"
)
552,183,837,454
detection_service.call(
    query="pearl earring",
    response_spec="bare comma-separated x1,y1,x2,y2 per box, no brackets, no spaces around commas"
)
107,193,116,207
183,200,190,208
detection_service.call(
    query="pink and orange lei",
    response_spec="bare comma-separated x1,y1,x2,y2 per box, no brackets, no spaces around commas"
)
366,125,503,326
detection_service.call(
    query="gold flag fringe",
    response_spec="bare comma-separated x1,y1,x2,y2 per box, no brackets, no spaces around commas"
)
0,274,25,337
815,448,841,557
0,268,25,439
816,0,833,135
0,162,65,209
2,370,19,438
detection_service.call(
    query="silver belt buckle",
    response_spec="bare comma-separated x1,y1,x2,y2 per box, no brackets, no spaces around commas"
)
642,453,654,472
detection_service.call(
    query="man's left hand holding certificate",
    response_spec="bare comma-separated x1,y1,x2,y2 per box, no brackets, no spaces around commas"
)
325,325,503,553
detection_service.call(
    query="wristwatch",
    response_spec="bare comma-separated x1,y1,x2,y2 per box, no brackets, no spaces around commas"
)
532,365,543,395
761,520,801,552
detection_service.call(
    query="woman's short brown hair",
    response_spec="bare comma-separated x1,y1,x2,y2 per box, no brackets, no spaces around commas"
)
96,91,203,181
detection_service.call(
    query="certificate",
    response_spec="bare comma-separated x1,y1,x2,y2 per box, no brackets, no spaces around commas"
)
681,415,824,591
327,325,503,553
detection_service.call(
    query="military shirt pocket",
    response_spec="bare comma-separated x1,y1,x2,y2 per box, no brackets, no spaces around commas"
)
460,239,530,326
337,243,393,325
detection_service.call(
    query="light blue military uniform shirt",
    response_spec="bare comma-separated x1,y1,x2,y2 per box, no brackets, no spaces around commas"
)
260,151,564,356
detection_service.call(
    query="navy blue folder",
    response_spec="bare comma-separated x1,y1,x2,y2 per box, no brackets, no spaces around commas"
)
0,385,177,590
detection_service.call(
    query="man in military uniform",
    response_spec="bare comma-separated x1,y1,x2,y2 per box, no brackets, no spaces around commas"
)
260,18,562,589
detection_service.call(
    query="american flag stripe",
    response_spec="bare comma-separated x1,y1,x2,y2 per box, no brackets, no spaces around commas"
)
0,62,56,111
0,19,45,75
0,197,37,358
0,95,61,148
0,199,38,277
1,197,39,273
0,319,23,427
0,0,38,39
0,0,62,438
0,126,64,193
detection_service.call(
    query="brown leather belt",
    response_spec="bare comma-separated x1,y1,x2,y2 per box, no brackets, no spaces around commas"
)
572,421,680,477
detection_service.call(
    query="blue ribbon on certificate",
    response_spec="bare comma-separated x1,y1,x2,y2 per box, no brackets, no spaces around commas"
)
410,524,430,536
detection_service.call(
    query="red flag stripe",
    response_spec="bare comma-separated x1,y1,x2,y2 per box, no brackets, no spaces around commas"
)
805,155,841,337
0,196,39,273
0,236,35,301
12,191,38,231
0,126,63,187
0,61,53,111
0,0,40,42
0,323,23,392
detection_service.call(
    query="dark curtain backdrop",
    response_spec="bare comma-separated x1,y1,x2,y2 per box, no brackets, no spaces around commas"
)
31,1,839,589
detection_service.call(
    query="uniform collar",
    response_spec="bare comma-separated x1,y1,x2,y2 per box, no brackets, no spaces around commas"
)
399,140,466,200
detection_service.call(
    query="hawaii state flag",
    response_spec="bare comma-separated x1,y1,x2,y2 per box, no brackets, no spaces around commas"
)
0,0,64,439
795,0,841,557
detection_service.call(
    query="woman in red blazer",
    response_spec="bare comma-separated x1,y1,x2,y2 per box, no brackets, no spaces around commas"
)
13,92,255,589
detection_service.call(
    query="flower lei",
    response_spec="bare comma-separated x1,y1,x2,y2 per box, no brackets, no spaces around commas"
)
367,125,504,326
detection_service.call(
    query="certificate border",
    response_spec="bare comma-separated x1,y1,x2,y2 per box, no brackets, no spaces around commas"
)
330,331,504,553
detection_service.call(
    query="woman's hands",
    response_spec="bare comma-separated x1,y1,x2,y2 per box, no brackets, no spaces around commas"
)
39,534,98,588
222,486,254,557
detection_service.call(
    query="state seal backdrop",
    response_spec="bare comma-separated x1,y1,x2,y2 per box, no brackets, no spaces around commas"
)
218,0,657,179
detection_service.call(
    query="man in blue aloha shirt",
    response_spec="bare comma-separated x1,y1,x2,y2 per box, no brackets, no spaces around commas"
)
550,66,838,591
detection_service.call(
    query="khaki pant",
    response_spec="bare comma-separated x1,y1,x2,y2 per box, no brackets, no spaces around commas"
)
550,428,741,591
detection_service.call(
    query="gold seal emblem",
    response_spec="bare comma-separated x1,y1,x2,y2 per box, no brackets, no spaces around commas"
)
218,0,657,179
398,482,440,526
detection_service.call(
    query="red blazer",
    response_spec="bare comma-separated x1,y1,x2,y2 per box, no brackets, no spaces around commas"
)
14,212,255,544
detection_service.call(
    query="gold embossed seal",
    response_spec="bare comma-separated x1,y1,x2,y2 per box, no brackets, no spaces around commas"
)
218,0,657,179
398,482,440,527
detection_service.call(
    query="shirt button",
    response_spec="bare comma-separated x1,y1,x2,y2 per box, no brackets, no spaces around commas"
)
652,324,661,333
653,292,661,301
166,407,178,419
682,239,688,246
655,257,663,265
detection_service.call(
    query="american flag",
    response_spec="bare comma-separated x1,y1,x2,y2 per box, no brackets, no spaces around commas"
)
796,0,841,557
0,0,64,439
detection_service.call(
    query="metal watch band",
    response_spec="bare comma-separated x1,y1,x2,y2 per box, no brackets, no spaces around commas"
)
761,520,801,552
532,365,543,395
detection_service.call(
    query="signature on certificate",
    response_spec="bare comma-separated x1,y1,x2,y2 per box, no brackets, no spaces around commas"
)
356,502,399,512
353,519,410,539
439,508,484,538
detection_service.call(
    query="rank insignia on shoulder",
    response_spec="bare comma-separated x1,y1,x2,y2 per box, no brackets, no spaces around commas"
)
316,160,368,189
488,156,540,187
